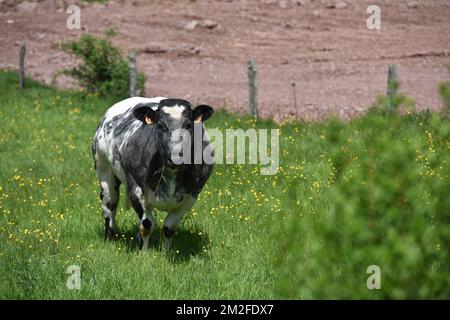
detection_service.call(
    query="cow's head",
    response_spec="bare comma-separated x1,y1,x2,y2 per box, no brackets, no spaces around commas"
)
133,99,213,168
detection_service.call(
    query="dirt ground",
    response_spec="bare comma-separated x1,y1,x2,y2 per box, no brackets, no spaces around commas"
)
1,0,450,121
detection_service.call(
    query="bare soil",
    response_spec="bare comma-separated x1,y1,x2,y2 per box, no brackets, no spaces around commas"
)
1,0,450,121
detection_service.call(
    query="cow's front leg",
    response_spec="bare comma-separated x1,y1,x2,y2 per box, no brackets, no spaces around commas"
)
163,197,195,251
163,211,185,252
129,186,155,251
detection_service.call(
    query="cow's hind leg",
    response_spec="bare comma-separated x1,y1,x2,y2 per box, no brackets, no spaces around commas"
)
98,170,121,240
128,185,155,251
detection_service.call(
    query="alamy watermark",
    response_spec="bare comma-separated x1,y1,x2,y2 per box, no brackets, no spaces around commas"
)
66,5,81,30
67,265,81,290
170,126,280,175
366,265,381,290
367,5,381,30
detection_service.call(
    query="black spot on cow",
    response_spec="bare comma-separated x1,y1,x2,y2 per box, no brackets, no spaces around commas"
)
113,114,136,138
142,218,152,230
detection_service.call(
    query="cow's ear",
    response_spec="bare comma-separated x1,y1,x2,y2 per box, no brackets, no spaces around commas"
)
133,105,159,125
193,105,214,123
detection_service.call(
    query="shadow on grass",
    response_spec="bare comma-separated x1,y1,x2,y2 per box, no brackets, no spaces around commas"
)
97,223,210,263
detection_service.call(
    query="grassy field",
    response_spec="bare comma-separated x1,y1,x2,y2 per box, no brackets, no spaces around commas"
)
0,70,449,299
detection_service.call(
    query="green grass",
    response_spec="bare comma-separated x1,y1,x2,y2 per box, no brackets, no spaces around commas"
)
0,71,280,299
1,70,449,299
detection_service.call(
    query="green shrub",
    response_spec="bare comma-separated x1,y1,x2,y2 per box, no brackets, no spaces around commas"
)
277,112,450,299
62,34,145,98
372,81,415,114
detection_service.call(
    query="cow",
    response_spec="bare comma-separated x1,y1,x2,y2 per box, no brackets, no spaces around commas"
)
92,97,214,251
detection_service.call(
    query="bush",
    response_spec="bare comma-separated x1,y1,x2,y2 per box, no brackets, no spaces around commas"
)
372,81,415,114
277,112,450,299
62,34,145,98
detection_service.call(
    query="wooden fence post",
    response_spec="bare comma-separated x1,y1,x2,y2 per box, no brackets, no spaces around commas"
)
19,41,26,89
248,59,258,118
292,82,298,120
387,64,397,113
129,51,137,97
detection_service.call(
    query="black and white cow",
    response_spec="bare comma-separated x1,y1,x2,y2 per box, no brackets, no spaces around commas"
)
92,97,214,250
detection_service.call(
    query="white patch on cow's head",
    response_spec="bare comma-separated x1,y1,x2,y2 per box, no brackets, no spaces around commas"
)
162,105,185,119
